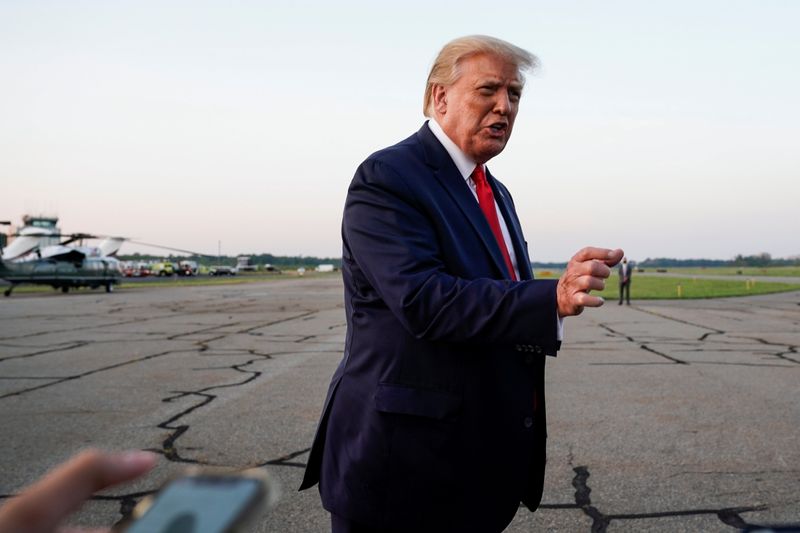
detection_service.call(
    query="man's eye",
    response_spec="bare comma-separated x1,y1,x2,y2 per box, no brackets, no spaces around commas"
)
479,87,494,95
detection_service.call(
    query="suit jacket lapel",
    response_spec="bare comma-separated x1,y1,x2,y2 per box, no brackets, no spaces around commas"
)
417,123,510,278
487,170,534,280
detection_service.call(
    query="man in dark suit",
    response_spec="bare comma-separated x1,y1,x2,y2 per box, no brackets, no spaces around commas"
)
300,35,623,532
619,257,633,305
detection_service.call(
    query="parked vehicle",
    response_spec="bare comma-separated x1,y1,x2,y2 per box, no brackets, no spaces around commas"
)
122,262,153,277
236,256,257,272
209,265,237,276
152,261,177,276
177,260,198,276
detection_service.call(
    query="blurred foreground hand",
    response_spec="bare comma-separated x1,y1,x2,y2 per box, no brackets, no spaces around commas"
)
0,449,157,533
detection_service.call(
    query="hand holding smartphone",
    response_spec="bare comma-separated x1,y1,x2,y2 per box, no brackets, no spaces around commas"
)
123,467,275,533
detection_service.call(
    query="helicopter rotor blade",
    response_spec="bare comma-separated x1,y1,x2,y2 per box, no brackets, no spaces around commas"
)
9,232,100,242
6,231,216,259
125,240,216,258
60,233,100,245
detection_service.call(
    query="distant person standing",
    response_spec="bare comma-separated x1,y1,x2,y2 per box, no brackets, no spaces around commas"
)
619,257,633,305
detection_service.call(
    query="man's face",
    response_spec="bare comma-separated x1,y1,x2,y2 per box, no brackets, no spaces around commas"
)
434,53,523,164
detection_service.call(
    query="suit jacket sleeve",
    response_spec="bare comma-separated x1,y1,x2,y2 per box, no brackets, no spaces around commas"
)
344,157,559,352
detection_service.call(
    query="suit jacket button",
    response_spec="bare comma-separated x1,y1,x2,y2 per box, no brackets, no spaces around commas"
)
523,417,533,429
534,345,543,354
515,344,522,352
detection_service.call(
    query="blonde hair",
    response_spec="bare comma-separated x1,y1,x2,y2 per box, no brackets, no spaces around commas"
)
423,35,538,117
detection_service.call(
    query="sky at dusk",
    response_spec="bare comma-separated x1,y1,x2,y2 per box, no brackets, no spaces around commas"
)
1,1,798,262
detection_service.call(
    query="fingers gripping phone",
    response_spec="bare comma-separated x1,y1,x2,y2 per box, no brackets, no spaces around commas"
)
123,467,275,533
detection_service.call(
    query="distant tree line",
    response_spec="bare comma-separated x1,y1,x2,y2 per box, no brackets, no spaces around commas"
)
533,253,797,270
118,252,342,268
637,257,730,268
639,253,798,268
236,253,342,268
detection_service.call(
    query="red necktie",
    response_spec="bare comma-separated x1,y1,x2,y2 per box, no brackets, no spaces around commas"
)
472,165,516,280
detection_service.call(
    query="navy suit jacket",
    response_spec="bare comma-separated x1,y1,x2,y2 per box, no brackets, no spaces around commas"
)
300,122,561,533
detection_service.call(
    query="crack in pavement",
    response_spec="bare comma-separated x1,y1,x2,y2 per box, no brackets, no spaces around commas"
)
563,465,769,532
0,331,231,400
0,488,158,527
145,311,334,466
589,362,685,366
598,323,688,365
640,344,688,365
0,342,90,364
153,349,274,463
733,336,800,365
1,490,166,532
236,311,318,335
667,468,800,478
633,307,724,340
167,323,242,341
259,446,311,468
0,376,66,380
151,346,327,464
0,317,165,342
0,349,195,400
156,392,216,463
694,361,793,368
598,308,799,368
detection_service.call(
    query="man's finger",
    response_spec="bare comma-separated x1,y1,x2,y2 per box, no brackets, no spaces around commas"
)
583,260,612,279
605,248,624,267
0,450,157,533
583,276,606,292
576,292,605,308
42,450,157,520
572,247,624,266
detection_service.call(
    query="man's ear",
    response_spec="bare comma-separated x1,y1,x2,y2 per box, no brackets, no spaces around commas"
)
432,84,447,115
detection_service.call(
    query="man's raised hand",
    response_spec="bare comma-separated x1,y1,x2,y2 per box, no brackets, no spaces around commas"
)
556,247,624,317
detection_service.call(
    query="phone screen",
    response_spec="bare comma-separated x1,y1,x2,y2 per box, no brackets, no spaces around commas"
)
126,476,263,533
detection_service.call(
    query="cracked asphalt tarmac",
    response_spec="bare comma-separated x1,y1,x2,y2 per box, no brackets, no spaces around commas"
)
0,277,798,532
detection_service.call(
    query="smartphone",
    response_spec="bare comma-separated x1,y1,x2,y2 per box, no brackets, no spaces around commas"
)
124,468,273,533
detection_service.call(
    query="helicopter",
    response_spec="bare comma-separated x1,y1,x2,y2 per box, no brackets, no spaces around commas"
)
0,251,122,297
0,231,125,297
1,215,211,297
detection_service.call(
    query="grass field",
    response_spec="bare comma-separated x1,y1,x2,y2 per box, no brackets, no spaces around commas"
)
664,266,800,277
535,271,800,300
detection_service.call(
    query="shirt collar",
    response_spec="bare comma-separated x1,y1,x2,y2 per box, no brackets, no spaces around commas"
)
427,119,483,181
